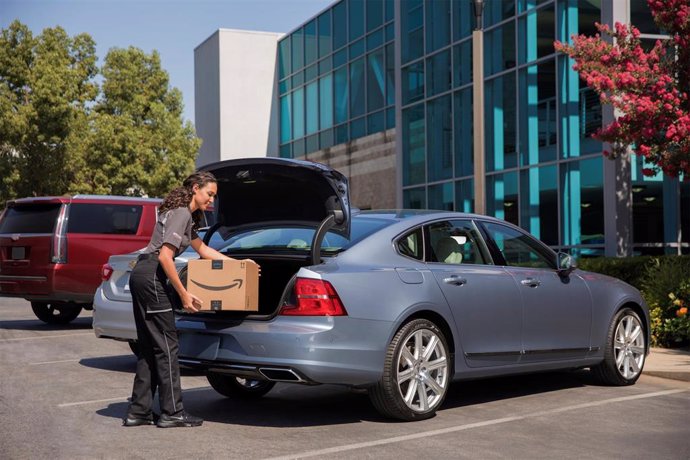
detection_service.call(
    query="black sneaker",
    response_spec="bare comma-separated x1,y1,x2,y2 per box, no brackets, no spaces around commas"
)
122,413,158,427
157,412,203,428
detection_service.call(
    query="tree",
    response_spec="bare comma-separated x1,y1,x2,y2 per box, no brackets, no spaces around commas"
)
555,0,690,178
74,47,200,197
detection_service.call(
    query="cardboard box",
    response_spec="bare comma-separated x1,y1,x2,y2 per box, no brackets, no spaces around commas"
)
186,259,259,311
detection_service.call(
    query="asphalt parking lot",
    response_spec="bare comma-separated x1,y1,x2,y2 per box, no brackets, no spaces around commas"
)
2,297,690,460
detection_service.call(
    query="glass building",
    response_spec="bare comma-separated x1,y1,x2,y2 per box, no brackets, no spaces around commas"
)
272,0,689,257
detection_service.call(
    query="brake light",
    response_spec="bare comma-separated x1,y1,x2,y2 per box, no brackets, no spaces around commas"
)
280,278,347,316
101,263,114,282
51,204,68,264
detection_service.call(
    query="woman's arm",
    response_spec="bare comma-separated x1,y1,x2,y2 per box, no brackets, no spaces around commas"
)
159,243,201,312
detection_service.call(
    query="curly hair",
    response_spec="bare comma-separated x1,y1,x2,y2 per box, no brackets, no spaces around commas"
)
159,171,217,231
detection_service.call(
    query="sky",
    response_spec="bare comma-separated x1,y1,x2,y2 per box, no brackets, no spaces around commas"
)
0,0,334,123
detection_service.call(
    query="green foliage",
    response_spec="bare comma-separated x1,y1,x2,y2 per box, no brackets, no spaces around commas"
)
0,21,200,205
578,255,690,347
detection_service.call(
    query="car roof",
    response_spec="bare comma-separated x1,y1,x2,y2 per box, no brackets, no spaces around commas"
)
355,209,507,225
7,195,162,206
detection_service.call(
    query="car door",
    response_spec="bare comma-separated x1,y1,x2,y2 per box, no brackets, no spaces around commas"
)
480,221,593,362
426,219,523,368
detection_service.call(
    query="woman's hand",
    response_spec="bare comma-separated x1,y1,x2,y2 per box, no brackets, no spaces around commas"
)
180,290,203,313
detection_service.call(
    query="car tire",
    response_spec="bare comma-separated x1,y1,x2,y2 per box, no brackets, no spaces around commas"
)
369,318,451,421
128,340,141,357
30,301,82,324
207,373,276,398
591,307,646,386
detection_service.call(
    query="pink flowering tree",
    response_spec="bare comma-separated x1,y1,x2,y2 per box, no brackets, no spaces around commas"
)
555,0,690,178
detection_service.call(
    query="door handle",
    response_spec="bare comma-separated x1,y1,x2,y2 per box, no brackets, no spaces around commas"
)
521,278,540,288
443,275,467,286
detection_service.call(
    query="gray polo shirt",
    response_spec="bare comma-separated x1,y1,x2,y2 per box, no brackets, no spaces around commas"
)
143,207,199,257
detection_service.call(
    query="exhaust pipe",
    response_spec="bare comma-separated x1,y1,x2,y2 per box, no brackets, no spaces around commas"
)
258,367,305,383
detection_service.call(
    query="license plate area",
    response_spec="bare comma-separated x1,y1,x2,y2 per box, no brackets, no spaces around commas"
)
179,333,220,361
11,247,26,260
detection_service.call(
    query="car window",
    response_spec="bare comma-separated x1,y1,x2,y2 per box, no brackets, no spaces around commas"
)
0,204,62,233
427,220,487,265
67,204,143,235
396,227,423,260
482,222,554,269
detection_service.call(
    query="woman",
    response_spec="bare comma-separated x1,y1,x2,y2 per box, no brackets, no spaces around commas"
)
123,171,228,428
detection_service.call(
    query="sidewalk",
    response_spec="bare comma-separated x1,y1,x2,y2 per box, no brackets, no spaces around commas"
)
644,347,690,382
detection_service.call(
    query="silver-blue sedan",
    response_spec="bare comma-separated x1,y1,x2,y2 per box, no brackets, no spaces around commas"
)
176,158,649,421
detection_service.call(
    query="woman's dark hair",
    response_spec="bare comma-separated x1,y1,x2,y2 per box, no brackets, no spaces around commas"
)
159,171,217,231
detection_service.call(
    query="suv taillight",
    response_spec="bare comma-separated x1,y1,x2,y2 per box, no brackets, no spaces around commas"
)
280,278,347,316
101,263,114,282
51,204,68,264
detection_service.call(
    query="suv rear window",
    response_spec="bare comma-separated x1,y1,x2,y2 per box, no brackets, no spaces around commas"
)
67,204,143,235
0,204,62,233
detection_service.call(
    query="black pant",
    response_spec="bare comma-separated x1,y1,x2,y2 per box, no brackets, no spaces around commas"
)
127,255,184,417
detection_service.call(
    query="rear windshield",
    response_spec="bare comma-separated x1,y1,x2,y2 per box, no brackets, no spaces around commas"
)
211,217,393,254
0,203,62,234
67,203,143,235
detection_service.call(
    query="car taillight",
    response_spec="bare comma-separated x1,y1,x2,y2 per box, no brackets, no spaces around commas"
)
280,278,347,316
51,204,68,264
101,263,114,282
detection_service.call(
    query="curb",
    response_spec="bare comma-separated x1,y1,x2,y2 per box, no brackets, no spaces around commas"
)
644,370,690,383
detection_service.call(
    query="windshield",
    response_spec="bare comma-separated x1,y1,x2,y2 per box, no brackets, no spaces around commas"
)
207,217,392,254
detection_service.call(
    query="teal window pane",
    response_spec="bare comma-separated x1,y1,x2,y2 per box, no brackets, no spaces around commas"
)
429,181,454,211
631,0,659,34
278,38,291,79
386,43,395,105
454,88,473,177
560,156,603,249
279,78,290,95
350,116,366,139
350,57,365,118
280,95,292,144
367,50,385,112
485,73,517,171
367,28,384,51
518,0,549,13
304,19,317,66
306,81,318,135
318,10,332,58
453,40,472,88
279,143,292,158
455,178,474,212
681,181,690,251
487,171,518,225
518,59,556,166
292,27,304,71
334,66,349,124
385,22,394,42
386,106,395,129
367,0,384,31
367,110,385,135
305,63,318,82
350,38,365,59
319,56,332,74
402,61,424,105
403,103,426,186
320,129,334,149
425,0,450,53
385,0,394,22
292,71,304,87
319,74,333,130
403,187,427,209
293,87,305,139
294,138,305,157
333,1,347,50
518,4,555,64
426,50,451,97
484,1,515,28
333,48,348,68
306,134,319,153
335,123,349,144
485,21,516,76
631,154,667,246
402,0,424,63
452,0,472,41
427,95,453,182
349,0,365,40
520,165,557,244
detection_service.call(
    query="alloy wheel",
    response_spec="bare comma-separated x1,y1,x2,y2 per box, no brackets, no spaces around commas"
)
613,314,645,380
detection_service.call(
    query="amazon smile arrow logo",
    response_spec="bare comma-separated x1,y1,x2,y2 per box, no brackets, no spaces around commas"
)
190,279,243,291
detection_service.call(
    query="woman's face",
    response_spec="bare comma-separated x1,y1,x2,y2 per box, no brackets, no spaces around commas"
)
192,181,217,212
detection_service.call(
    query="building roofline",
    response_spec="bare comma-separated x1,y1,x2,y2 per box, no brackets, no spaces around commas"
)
280,0,339,41
195,28,285,51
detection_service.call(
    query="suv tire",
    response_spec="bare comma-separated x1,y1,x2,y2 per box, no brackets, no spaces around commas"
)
31,301,82,324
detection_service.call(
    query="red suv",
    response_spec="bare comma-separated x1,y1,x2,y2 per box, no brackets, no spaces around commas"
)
0,195,161,324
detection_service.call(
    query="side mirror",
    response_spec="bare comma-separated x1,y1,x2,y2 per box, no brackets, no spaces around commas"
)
556,252,575,276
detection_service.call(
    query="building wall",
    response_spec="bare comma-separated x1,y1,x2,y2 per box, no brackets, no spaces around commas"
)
194,29,283,168
306,128,397,209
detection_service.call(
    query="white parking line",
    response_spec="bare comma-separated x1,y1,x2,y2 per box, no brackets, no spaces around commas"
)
57,386,210,408
265,389,688,460
30,358,81,365
0,332,92,342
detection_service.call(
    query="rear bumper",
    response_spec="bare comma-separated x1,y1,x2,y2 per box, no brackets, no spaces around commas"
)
176,316,392,387
92,286,137,341
0,274,93,303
